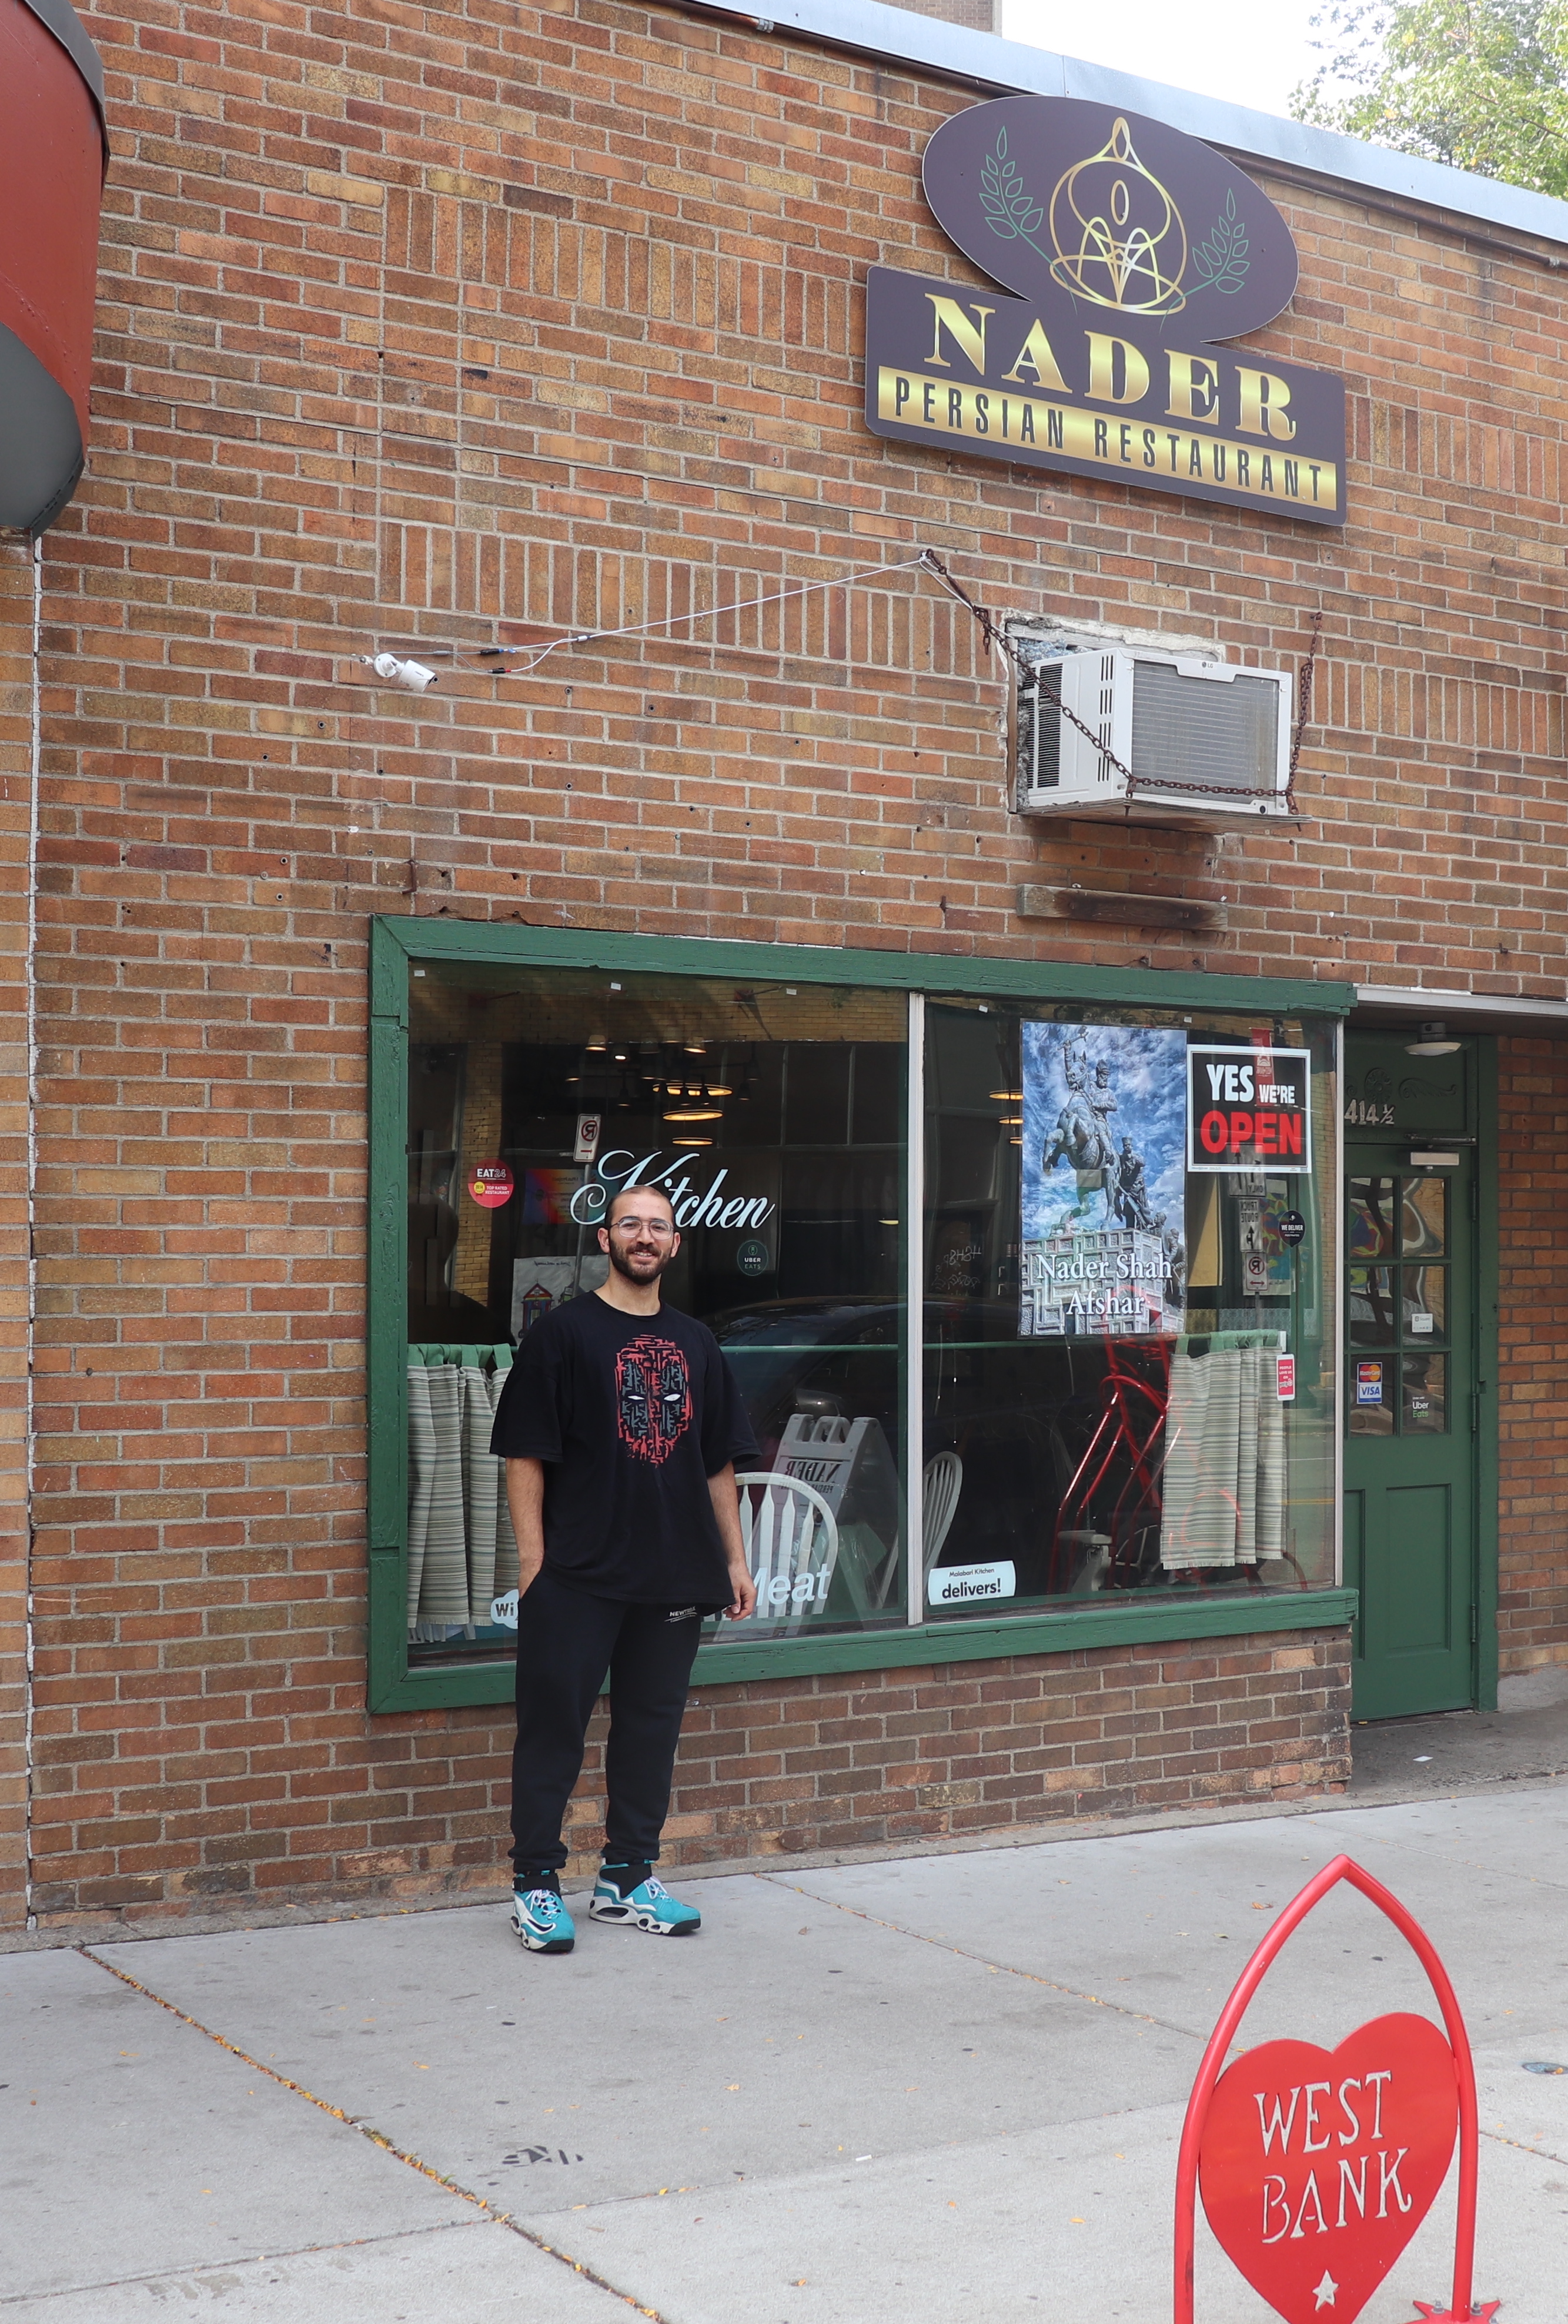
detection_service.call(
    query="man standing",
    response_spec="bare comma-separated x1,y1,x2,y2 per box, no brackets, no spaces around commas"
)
490,1183,758,1954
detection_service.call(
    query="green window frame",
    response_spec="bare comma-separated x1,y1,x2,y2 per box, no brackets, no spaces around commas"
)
367,917,1357,1711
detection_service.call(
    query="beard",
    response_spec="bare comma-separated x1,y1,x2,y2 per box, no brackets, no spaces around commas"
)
606,1238,674,1285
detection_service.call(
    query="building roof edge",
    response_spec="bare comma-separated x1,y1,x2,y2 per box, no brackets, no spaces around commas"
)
693,0,1568,251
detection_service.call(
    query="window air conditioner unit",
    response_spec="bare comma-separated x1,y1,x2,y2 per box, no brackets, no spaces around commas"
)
1012,640,1293,824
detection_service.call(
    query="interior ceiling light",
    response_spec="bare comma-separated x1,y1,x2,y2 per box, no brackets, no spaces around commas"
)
586,1038,607,1052
664,1106,723,1122
684,1041,707,1055
989,1089,1024,1102
1406,1019,1460,1056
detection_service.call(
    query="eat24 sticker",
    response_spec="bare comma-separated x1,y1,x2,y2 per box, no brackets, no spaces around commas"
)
468,1161,514,1209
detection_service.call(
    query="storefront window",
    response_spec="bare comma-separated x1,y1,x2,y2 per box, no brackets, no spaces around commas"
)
921,1002,1336,1617
398,954,1338,1669
405,963,908,1660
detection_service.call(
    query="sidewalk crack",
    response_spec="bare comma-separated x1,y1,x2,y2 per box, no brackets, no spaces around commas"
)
755,1873,1205,2041
0,2218,487,2309
76,1946,667,2320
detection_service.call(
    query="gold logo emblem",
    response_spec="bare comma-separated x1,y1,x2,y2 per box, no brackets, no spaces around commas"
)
1048,118,1188,316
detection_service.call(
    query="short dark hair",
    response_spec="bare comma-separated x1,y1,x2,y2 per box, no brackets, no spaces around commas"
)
605,1183,677,1228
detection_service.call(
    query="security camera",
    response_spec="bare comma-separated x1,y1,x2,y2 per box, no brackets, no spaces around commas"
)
369,652,438,694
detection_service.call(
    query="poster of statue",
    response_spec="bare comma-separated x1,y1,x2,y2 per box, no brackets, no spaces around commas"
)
1019,1023,1189,1337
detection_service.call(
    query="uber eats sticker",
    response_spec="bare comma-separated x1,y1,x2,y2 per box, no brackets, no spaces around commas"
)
1186,1044,1311,1173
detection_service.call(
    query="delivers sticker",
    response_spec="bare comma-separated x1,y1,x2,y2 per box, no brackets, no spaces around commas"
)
928,1560,1017,1607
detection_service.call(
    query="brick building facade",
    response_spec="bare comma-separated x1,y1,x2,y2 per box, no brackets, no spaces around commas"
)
2,0,1567,1929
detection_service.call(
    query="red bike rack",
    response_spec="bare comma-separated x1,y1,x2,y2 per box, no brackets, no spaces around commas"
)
1174,1853,1496,2324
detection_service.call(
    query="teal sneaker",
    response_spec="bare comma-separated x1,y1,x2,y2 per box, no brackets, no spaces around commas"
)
511,1885,576,1953
589,1869,701,1935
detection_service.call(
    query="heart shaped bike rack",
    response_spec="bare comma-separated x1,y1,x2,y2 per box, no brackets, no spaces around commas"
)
1174,1853,1497,2324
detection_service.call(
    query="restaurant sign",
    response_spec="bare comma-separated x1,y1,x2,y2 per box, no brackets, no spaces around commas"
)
865,96,1346,525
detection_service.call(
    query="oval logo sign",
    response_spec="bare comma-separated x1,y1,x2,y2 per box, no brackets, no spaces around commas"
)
921,96,1297,336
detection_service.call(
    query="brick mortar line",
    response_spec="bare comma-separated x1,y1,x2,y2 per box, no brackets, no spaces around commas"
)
76,1947,667,2322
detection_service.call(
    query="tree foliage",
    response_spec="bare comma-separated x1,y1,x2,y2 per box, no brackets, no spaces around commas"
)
1292,0,1568,196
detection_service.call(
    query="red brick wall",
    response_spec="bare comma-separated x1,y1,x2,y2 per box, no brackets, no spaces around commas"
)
0,545,38,1921
24,1627,1349,1922
658,1631,1350,1867
1498,1034,1568,1674
11,0,1566,1925
895,0,998,28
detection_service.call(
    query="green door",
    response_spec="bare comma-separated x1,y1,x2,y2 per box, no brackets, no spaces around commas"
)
1343,1145,1476,1717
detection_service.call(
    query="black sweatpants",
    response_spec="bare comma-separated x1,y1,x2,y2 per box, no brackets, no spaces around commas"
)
510,1569,704,1878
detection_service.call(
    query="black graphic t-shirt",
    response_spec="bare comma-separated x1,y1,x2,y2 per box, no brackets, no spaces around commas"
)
489,1293,759,1605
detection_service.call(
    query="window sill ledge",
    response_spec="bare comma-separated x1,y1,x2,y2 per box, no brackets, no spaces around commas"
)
367,1587,1356,1710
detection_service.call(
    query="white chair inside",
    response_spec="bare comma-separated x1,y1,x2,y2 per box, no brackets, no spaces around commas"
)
922,1450,964,1571
737,1471,841,1629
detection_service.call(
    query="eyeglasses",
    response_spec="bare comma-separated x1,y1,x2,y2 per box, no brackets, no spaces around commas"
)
608,1215,676,1238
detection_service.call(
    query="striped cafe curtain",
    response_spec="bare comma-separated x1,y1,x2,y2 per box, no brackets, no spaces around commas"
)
407,1346,516,1640
1158,1332,1286,1571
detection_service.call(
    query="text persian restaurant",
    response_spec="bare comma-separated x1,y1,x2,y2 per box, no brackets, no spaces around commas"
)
868,282,1340,518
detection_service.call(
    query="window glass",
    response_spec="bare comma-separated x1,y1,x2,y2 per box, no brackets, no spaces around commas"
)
1403,1352,1446,1432
921,1004,1335,1614
1401,1178,1447,1257
400,962,1338,1666
1402,1265,1445,1338
1345,1173,1450,1439
1349,1356,1395,1435
406,965,908,1661
1348,1178,1396,1259
1348,1268,1394,1345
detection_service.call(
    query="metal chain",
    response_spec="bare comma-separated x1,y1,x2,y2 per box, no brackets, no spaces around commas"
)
918,549,1147,792
917,548,1309,815
1285,610,1324,816
917,547,1022,672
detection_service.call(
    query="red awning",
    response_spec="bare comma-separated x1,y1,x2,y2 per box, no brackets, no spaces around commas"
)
0,0,105,533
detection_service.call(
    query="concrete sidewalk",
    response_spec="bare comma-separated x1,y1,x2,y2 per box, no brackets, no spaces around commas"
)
5,1784,1568,2323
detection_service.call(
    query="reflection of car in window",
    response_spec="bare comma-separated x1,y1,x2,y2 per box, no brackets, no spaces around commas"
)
705,1295,898,1458
706,1295,1182,1599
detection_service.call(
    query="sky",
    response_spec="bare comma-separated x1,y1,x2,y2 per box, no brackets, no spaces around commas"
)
1001,0,1326,123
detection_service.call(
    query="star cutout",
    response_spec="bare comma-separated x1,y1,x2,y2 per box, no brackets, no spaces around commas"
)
1313,2274,1338,2311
